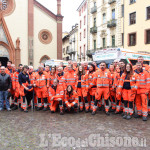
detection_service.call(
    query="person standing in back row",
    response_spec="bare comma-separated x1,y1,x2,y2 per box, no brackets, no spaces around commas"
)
18,65,30,112
92,61,112,115
0,66,12,111
134,62,150,121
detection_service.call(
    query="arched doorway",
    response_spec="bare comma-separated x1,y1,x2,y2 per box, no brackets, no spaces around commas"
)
0,45,9,66
40,55,50,64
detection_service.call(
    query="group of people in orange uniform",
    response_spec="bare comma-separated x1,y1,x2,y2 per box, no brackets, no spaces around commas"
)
1,56,150,121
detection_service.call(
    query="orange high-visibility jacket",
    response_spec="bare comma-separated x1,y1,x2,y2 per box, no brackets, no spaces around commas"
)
88,71,96,89
73,65,78,73
64,66,77,73
84,66,89,74
93,69,112,88
64,91,78,106
34,72,49,88
48,85,64,101
112,71,124,90
9,70,16,90
13,71,20,89
5,68,12,75
117,73,139,94
134,69,150,93
63,70,77,90
75,73,89,93
49,73,57,86
133,64,150,71
29,72,35,85
44,71,51,76
57,72,65,87
110,71,115,89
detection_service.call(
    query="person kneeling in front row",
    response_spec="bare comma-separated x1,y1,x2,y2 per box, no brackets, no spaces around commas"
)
49,79,64,115
64,85,79,113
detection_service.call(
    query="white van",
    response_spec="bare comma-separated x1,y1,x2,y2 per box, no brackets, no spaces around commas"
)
45,59,68,67
93,48,150,65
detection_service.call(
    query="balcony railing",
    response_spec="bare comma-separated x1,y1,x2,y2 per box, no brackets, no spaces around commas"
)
90,26,97,33
72,38,75,42
108,0,116,4
67,49,76,54
69,40,72,44
66,49,72,54
91,6,97,14
86,50,96,57
107,19,117,28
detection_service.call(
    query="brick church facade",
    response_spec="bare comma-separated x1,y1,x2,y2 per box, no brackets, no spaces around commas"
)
0,0,63,68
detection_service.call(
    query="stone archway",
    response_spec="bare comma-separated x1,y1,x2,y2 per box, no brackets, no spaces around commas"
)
0,43,10,66
0,41,14,63
39,55,50,64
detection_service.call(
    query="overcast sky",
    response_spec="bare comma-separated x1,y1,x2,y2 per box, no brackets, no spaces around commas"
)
37,0,82,32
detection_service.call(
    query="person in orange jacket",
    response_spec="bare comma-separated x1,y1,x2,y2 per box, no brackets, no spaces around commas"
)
113,60,126,114
33,71,38,108
5,61,13,75
57,67,64,88
26,66,35,108
117,63,139,120
88,63,96,111
92,61,112,115
113,59,119,71
109,64,116,112
83,61,89,74
49,66,57,86
134,62,150,121
73,61,78,73
64,60,72,73
64,85,78,113
76,65,88,112
63,64,77,90
148,67,150,114
44,65,51,84
49,78,64,115
133,56,149,71
33,65,49,111
92,61,100,72
18,65,30,112
44,65,51,76
11,64,23,110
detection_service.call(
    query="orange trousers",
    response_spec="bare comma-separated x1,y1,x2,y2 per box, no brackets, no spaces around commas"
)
110,89,116,110
36,86,48,98
19,83,28,110
95,88,110,100
122,89,136,115
136,93,148,117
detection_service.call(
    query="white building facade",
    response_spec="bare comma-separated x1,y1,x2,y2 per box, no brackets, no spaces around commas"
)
88,0,123,60
68,25,78,61
77,0,88,62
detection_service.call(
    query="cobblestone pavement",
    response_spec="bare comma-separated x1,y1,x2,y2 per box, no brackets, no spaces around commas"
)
0,109,149,150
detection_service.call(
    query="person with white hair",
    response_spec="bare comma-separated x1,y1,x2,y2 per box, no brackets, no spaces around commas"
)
33,65,49,111
0,66,12,111
11,64,23,110
113,59,119,70
48,78,64,115
57,66,64,88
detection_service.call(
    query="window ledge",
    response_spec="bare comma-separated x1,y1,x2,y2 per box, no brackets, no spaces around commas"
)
129,2,136,5
129,23,136,26
128,45,136,47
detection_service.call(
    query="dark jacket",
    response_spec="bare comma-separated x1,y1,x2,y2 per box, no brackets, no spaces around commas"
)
18,72,30,85
0,73,12,91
